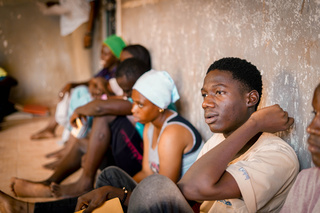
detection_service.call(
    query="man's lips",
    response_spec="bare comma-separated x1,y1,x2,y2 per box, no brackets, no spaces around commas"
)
204,113,218,124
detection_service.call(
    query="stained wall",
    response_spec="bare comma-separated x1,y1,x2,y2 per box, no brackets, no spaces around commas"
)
120,0,320,169
0,0,102,106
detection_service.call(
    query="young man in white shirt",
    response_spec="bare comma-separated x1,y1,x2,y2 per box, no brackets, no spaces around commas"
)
128,57,299,213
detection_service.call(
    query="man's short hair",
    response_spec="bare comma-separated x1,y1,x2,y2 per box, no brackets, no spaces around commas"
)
207,57,263,108
122,44,152,70
116,58,150,82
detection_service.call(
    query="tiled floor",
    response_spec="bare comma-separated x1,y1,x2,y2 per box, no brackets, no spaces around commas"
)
0,113,81,203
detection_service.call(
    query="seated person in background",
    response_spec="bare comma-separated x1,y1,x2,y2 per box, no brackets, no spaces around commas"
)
30,35,126,141
10,58,149,198
0,69,204,213
43,45,154,197
280,83,320,213
120,44,152,70
43,43,152,166
127,57,299,213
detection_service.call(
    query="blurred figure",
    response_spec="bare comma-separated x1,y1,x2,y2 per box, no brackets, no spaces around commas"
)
280,83,320,213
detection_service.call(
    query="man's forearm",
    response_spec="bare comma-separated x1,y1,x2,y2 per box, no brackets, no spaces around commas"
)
76,99,133,117
178,118,259,200
178,105,294,200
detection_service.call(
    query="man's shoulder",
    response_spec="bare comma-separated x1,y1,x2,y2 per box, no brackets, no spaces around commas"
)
256,133,294,151
206,133,224,143
251,133,299,167
201,133,225,152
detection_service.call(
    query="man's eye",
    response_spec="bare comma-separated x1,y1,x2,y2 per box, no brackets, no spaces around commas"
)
138,104,144,108
201,93,207,98
215,90,223,95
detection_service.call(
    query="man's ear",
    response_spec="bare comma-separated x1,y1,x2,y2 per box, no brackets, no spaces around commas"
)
247,90,259,107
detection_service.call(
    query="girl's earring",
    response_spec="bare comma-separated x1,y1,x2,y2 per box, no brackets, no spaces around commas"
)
159,108,164,113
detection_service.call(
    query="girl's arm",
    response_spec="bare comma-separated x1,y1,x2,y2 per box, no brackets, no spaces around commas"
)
157,124,194,183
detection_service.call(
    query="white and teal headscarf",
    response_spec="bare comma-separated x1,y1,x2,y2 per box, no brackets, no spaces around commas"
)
133,70,180,109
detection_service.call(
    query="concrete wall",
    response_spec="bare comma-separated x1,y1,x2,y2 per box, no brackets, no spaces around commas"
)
1,0,319,170
119,0,320,170
0,0,102,106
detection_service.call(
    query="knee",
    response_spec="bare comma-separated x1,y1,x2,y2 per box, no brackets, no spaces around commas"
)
91,117,112,139
140,174,171,187
128,175,188,213
95,166,124,188
100,166,124,177
93,115,114,126
130,174,173,202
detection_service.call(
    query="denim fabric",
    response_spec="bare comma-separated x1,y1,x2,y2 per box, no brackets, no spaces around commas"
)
96,166,137,191
128,174,194,213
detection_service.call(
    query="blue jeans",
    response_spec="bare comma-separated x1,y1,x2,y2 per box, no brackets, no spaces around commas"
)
128,174,194,213
96,166,137,191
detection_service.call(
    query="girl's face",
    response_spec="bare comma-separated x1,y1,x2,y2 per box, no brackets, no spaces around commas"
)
307,85,320,167
100,45,117,68
131,89,160,124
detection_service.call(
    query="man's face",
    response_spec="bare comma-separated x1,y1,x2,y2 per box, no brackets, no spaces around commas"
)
100,45,117,68
116,75,136,98
201,70,251,137
307,86,320,167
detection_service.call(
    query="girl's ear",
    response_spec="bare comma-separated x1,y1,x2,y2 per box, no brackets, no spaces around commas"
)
247,90,259,107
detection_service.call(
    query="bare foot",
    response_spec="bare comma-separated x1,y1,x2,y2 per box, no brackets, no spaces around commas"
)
0,190,29,213
45,147,66,159
43,159,61,170
10,177,52,198
30,128,55,140
50,177,93,198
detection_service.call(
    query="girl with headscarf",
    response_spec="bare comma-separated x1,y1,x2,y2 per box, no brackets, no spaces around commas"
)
73,69,204,212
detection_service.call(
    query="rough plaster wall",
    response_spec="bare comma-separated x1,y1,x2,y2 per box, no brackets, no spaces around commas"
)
121,0,320,170
0,0,101,106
